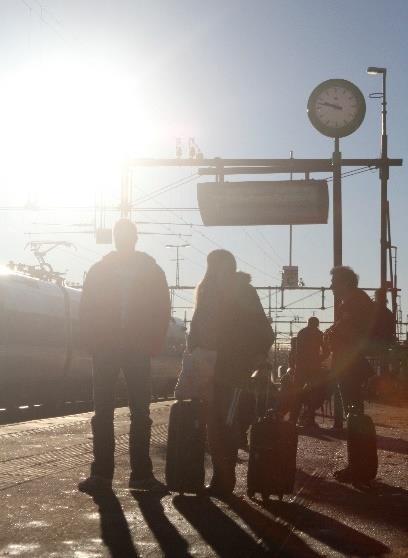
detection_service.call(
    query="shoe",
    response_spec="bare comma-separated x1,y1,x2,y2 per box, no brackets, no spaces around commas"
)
78,475,112,494
333,467,353,483
129,476,168,493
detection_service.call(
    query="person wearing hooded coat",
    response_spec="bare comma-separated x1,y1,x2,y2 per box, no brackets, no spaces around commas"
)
78,219,171,493
188,249,274,497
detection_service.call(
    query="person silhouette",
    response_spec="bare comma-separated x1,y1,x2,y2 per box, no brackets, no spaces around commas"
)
78,219,171,493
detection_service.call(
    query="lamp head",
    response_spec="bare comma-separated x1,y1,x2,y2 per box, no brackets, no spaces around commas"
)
367,66,386,75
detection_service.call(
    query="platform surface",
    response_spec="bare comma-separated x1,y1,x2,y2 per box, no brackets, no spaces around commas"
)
0,401,407,557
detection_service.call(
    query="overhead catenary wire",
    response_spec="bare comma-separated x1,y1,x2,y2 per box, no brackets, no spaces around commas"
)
134,173,199,206
242,229,283,277
140,194,280,281
0,162,381,214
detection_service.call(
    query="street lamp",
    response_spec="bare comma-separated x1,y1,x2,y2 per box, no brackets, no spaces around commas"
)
367,66,388,293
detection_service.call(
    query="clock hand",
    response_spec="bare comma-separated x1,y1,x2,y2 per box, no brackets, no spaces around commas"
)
317,101,343,110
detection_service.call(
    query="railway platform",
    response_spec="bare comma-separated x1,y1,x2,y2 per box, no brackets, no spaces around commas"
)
0,400,407,557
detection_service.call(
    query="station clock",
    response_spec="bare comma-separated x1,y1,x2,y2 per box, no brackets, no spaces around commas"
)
307,79,366,138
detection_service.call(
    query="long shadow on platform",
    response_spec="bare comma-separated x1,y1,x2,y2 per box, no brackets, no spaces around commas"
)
297,470,408,533
174,494,320,558
92,489,139,557
226,495,322,558
264,499,390,556
301,427,408,455
132,492,192,558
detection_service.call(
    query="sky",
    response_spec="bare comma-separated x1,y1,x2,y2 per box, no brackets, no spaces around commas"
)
0,0,407,340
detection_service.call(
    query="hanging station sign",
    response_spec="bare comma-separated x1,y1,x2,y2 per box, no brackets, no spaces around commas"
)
197,180,329,226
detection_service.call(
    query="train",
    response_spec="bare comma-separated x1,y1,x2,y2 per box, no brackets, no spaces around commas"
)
0,266,186,409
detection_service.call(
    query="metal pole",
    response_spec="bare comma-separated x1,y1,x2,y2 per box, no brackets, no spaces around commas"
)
289,150,294,266
332,137,342,276
121,165,131,219
289,227,293,266
380,70,389,292
332,136,344,428
175,246,180,288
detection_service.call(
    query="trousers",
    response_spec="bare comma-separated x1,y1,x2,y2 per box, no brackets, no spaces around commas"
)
206,384,239,492
90,350,153,481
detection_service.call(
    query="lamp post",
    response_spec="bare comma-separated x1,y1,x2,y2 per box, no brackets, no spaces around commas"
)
367,66,388,293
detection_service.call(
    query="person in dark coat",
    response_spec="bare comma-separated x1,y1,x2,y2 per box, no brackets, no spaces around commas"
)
325,265,376,482
289,316,329,427
189,250,274,497
78,219,171,493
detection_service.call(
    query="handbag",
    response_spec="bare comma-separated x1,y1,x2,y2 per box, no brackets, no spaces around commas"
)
174,347,217,400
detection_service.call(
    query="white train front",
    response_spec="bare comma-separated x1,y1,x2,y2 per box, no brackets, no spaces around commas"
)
0,267,185,409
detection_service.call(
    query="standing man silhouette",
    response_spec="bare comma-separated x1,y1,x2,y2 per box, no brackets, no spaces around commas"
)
289,317,329,427
78,219,171,493
326,265,375,481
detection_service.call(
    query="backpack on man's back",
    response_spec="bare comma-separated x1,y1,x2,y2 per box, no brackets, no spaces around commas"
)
370,302,396,352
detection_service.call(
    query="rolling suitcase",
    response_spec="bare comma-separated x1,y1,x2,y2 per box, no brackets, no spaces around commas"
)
247,410,298,501
165,400,206,494
347,407,378,485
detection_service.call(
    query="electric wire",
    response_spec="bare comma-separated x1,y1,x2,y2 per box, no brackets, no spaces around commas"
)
242,229,282,279
284,289,322,308
150,199,280,281
134,173,199,205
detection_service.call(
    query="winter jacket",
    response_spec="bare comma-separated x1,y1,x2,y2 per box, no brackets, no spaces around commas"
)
215,272,275,387
80,251,171,356
326,287,376,380
295,326,329,375
188,284,220,352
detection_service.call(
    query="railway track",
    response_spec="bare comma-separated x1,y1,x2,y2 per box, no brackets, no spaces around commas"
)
0,394,175,426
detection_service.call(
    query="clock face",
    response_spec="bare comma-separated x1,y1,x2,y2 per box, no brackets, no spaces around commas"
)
307,79,366,138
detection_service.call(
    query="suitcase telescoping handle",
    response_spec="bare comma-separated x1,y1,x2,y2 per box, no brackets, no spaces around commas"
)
250,362,274,419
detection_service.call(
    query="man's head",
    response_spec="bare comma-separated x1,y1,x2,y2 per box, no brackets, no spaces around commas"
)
330,266,358,299
308,316,319,328
113,219,138,253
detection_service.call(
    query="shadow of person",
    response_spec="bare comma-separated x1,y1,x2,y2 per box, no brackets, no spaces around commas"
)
92,489,139,558
131,491,192,558
296,469,408,533
226,495,321,558
174,494,322,558
265,499,390,556
173,494,271,557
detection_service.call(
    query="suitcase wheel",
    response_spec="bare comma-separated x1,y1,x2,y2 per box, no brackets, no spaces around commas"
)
278,493,284,502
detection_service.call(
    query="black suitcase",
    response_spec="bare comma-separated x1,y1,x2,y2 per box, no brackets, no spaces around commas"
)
165,400,206,494
347,407,378,484
247,410,298,501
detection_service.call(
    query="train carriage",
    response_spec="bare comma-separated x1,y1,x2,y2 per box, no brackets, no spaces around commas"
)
0,267,185,409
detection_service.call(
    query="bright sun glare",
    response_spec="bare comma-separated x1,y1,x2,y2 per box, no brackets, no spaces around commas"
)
0,60,168,206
